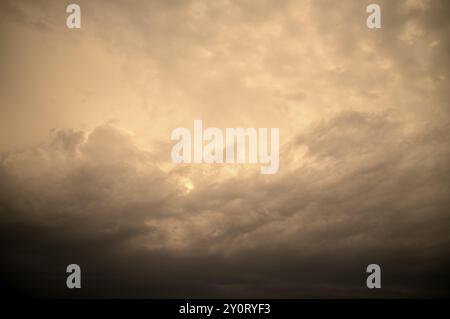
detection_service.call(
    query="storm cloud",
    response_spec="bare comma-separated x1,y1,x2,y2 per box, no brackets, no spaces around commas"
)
0,0,449,297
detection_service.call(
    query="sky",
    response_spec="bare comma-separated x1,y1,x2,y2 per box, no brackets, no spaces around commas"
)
0,0,449,297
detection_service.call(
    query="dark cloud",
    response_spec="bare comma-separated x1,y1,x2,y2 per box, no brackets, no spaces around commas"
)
0,0,449,298
1,112,449,297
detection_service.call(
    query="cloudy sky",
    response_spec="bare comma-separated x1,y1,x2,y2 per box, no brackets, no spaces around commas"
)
0,0,449,297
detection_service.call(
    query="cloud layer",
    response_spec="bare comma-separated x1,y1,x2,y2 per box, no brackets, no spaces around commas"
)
0,0,449,297
1,112,449,297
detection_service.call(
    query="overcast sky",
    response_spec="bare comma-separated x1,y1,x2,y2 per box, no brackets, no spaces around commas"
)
0,0,449,297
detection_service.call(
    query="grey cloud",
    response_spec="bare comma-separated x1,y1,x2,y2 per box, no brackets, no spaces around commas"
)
0,0,449,298
1,112,449,297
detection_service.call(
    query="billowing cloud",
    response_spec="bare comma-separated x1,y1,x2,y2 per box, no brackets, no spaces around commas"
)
0,0,449,297
1,112,449,297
